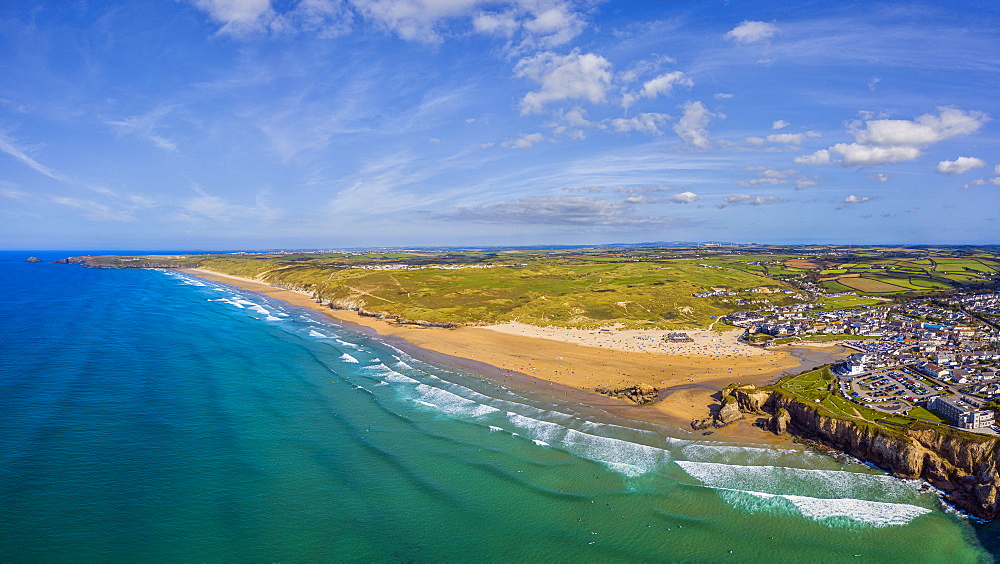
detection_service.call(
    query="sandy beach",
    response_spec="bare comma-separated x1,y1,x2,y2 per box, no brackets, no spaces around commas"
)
181,268,844,439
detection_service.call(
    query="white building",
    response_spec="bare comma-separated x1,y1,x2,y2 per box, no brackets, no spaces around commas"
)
928,396,995,429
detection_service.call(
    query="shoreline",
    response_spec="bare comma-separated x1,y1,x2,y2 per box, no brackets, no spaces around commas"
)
180,268,847,443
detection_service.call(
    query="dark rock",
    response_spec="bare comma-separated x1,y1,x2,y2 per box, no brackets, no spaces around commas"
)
595,383,659,405
25,256,42,263
691,418,713,431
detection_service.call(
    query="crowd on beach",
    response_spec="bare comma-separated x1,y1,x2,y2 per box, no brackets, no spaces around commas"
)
483,322,769,358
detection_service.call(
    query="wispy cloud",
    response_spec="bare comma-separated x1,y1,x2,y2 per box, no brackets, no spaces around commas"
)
716,194,786,208
106,105,179,152
0,132,70,182
433,196,685,229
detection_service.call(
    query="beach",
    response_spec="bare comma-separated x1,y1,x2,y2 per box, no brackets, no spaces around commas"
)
181,268,844,436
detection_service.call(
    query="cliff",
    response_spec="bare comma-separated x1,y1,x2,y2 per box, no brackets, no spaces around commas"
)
55,255,200,269
723,384,1000,520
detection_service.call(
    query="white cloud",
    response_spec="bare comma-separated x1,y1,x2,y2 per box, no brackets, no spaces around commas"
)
960,178,987,189
194,0,276,34
736,167,799,187
521,5,585,47
673,101,715,149
868,172,890,182
349,0,480,43
622,71,693,108
991,177,1000,186
618,55,677,84
796,107,989,167
605,113,670,135
995,165,1000,175
795,177,818,190
669,191,702,203
725,20,779,44
830,143,922,167
766,131,819,145
794,149,831,165
517,51,612,114
193,0,587,44
852,107,988,146
472,10,518,36
714,92,734,99
772,120,789,130
843,194,873,204
501,132,544,149
936,156,986,174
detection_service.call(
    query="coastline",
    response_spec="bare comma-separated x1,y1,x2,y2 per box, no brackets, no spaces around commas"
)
180,268,846,442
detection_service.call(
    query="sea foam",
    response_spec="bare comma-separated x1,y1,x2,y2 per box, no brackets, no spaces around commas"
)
412,384,500,418
714,488,932,528
675,460,919,503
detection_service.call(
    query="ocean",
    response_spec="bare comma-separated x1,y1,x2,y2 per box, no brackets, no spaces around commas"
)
1,251,997,561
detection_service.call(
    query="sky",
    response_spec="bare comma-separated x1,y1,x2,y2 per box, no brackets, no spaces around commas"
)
0,0,998,250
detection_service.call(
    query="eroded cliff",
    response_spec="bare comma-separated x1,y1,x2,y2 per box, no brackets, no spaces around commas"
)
723,384,1000,520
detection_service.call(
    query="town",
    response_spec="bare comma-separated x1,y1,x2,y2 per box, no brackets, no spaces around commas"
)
724,292,1000,432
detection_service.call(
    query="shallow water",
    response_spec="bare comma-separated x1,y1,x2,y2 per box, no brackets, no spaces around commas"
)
0,252,994,561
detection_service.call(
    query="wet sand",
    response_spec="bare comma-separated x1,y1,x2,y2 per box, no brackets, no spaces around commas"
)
180,268,847,443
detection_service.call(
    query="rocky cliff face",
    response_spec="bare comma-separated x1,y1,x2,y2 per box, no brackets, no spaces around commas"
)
725,385,1000,520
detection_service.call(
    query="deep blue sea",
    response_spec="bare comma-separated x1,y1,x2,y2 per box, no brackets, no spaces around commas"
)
1,251,998,561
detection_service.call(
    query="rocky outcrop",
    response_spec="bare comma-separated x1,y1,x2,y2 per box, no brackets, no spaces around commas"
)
54,256,90,265
595,384,659,405
771,408,791,434
25,256,42,263
718,384,1000,520
728,384,773,413
716,395,744,425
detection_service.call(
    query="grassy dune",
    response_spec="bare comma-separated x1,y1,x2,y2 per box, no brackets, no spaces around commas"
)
75,245,1000,327
198,256,797,328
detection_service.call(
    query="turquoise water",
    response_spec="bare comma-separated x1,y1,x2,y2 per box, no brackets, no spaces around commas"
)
0,252,995,561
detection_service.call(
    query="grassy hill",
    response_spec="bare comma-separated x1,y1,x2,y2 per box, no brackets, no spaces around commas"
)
69,244,1000,329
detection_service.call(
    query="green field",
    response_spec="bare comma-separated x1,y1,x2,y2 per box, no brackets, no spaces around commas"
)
74,244,1000,327
195,254,801,328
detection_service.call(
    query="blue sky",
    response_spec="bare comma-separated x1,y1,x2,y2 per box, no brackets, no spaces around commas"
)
1,1,998,250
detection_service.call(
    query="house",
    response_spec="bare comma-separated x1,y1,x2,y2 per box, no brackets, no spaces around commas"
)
918,362,951,379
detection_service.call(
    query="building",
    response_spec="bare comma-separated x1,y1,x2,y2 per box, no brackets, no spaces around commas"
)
918,362,951,379
928,396,995,429
835,353,869,377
